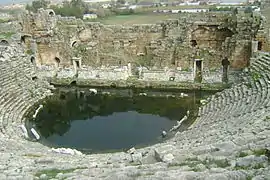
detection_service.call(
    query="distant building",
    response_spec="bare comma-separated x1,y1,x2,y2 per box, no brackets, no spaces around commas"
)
101,3,111,8
84,0,111,3
129,5,137,9
180,9,209,12
136,1,155,7
179,2,201,5
0,13,12,19
208,0,248,5
83,14,98,20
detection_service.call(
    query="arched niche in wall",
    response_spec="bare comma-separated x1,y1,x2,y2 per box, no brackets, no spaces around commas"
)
70,80,77,86
30,56,36,64
19,22,23,31
190,40,198,47
48,10,55,16
191,26,234,48
54,57,61,68
32,76,38,81
21,35,26,44
0,39,9,46
190,26,211,48
216,28,234,38
20,35,31,45
31,22,37,30
216,28,234,47
71,41,79,47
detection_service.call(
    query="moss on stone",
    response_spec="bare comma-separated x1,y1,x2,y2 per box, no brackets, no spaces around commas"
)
35,167,87,179
252,148,267,156
237,151,249,157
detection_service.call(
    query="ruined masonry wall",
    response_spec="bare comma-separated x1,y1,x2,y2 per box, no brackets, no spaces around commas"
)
19,9,262,83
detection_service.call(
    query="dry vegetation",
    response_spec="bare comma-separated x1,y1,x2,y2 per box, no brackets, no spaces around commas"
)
98,13,181,25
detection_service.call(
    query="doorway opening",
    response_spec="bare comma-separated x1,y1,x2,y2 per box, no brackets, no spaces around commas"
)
194,59,202,83
31,56,35,64
191,40,197,47
222,57,230,83
21,36,26,44
55,57,60,68
258,41,263,51
75,61,80,68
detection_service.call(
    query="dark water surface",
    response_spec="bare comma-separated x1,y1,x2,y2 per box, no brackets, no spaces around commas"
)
26,88,216,153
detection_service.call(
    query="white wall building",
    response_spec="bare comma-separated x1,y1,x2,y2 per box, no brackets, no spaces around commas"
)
83,14,98,20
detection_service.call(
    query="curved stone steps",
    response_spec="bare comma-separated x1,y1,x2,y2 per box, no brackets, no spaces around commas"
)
0,49,270,179
192,53,270,130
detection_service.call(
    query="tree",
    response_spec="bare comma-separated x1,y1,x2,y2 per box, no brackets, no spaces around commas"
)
50,0,89,19
70,0,86,9
26,0,49,13
117,0,126,4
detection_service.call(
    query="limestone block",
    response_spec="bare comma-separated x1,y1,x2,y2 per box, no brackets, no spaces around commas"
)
235,155,268,168
131,152,143,164
154,145,176,162
162,153,175,163
50,148,83,155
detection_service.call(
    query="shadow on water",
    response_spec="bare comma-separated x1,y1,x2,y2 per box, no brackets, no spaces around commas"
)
25,87,217,153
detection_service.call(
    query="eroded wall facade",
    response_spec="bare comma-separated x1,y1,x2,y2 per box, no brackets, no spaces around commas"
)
19,9,263,83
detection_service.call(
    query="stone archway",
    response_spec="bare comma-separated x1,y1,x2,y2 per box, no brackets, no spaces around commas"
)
48,10,55,16
0,40,9,46
71,41,78,47
191,26,234,49
70,81,77,86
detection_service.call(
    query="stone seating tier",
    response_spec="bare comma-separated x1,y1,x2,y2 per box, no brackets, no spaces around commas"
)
0,47,269,179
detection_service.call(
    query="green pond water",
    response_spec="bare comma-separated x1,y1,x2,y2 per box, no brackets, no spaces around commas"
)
26,88,216,153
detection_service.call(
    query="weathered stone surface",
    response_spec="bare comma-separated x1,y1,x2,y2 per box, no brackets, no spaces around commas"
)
154,145,176,162
0,6,269,179
18,9,263,84
236,155,268,168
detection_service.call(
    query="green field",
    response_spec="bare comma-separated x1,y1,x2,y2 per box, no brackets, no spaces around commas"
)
95,13,181,25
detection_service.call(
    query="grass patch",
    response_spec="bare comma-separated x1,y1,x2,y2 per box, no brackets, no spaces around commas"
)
209,159,230,168
0,32,15,39
235,163,265,170
251,72,261,81
35,167,87,179
237,151,249,158
263,116,270,121
0,19,11,23
168,156,230,170
252,149,267,156
23,153,43,158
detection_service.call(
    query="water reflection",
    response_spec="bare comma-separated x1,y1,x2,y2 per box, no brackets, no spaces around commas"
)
26,88,215,152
